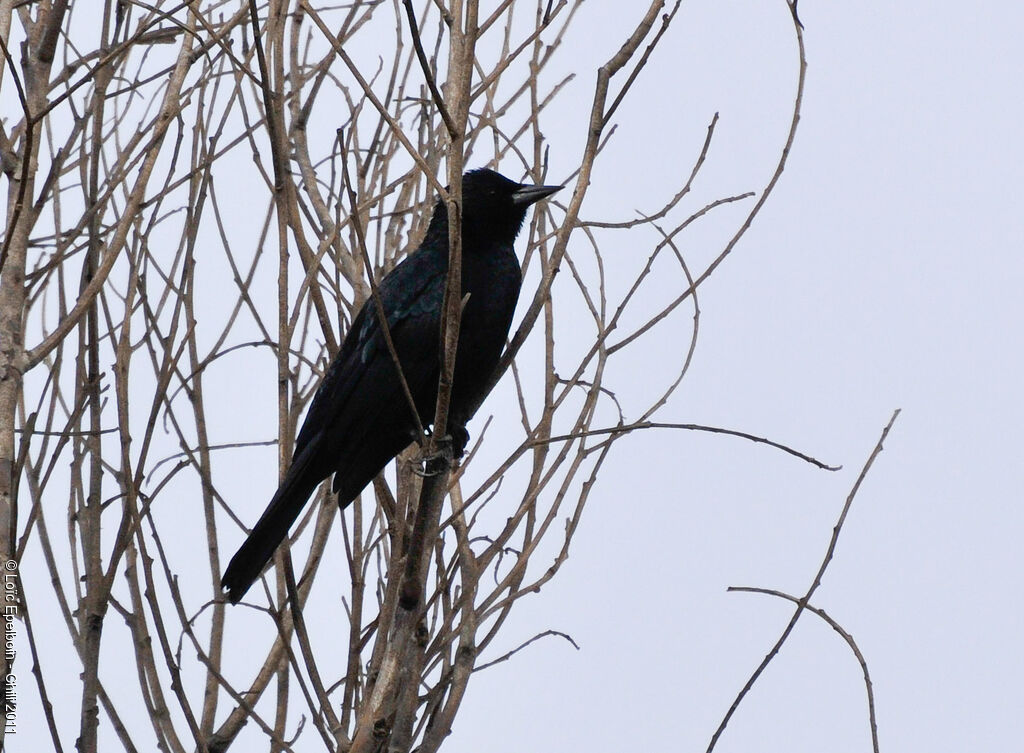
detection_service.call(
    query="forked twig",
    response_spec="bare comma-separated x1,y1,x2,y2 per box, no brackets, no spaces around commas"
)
728,586,880,753
707,409,899,752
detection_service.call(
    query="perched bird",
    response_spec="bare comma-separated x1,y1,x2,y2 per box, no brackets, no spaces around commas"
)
221,168,561,603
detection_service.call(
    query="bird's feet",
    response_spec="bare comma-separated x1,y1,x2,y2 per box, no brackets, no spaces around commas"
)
415,425,469,475
422,424,469,458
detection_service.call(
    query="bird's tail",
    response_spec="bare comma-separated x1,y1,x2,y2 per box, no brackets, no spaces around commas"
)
221,445,323,604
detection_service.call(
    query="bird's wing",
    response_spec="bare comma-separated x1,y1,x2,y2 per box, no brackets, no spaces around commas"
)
292,248,446,459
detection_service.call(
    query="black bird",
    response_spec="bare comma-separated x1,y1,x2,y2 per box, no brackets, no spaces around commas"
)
221,168,561,603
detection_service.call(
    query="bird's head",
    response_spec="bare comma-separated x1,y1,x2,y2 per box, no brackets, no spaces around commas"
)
429,168,562,248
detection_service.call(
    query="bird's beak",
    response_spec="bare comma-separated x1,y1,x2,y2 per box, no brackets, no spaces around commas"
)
512,183,563,207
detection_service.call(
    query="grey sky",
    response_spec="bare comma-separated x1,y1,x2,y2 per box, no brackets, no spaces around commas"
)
448,3,1024,751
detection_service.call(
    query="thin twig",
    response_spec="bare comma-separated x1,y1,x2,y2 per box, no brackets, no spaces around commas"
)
535,421,841,471
338,128,427,445
474,629,579,672
707,409,900,752
728,586,880,753
401,0,457,135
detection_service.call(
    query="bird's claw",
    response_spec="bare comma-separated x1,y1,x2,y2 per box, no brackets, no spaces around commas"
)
414,427,469,475
412,442,449,477
422,425,469,458
411,464,442,478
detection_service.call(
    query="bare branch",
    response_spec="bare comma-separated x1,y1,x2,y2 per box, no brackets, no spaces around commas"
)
536,421,842,471
727,586,881,753
707,409,900,752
